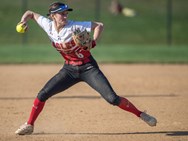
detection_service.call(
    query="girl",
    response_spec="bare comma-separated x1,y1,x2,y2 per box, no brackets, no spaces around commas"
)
15,2,157,135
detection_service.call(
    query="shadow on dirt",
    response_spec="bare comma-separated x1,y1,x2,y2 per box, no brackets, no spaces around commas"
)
34,131,188,136
0,93,177,100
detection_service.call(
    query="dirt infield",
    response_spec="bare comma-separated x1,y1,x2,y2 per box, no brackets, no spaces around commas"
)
0,64,188,141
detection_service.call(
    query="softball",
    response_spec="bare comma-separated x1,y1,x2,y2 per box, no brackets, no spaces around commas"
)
16,23,27,33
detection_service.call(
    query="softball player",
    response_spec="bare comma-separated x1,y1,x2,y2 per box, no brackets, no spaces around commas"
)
15,2,157,135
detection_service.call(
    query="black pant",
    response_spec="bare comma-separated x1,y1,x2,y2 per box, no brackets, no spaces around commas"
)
37,56,120,105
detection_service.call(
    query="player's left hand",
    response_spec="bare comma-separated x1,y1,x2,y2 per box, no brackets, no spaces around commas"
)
72,29,95,51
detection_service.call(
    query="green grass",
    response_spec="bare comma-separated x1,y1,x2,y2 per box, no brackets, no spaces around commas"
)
0,44,188,64
0,0,188,45
1,0,188,64
93,45,188,63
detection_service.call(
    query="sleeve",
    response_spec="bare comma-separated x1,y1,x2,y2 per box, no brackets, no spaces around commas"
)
72,21,92,33
36,16,52,33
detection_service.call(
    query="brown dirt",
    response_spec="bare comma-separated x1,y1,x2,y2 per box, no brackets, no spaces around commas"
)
0,64,188,141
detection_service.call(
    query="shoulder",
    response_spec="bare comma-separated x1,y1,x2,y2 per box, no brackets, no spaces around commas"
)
37,16,52,24
37,16,53,28
36,16,53,33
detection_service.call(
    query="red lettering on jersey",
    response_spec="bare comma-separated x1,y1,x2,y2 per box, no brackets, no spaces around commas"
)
52,40,76,52
52,42,64,51
64,40,75,49
52,41,91,61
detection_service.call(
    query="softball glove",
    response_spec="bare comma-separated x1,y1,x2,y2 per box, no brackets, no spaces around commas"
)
72,29,96,50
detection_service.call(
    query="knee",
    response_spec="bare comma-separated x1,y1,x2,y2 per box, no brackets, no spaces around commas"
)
37,89,49,102
105,94,121,106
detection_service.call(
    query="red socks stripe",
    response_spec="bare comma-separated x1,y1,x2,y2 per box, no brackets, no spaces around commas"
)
27,97,141,125
27,98,45,125
118,97,142,117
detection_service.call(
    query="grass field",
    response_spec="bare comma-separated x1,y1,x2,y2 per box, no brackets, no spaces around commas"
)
0,0,188,45
0,44,188,64
0,0,188,64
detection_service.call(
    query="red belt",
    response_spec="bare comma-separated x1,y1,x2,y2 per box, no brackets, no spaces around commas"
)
65,58,90,66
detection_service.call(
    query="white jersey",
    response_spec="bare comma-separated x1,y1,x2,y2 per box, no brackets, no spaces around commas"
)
37,16,92,61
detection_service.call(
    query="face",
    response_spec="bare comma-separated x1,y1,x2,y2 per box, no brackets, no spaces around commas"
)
52,11,69,25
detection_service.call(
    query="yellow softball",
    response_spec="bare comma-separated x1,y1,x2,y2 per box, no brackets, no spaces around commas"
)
16,23,27,33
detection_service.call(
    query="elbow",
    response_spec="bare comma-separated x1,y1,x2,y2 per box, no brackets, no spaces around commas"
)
92,21,104,31
25,10,33,14
100,22,104,28
25,10,34,19
98,22,104,31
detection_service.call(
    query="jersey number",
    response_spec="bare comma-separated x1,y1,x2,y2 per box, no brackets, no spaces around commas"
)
75,51,84,58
